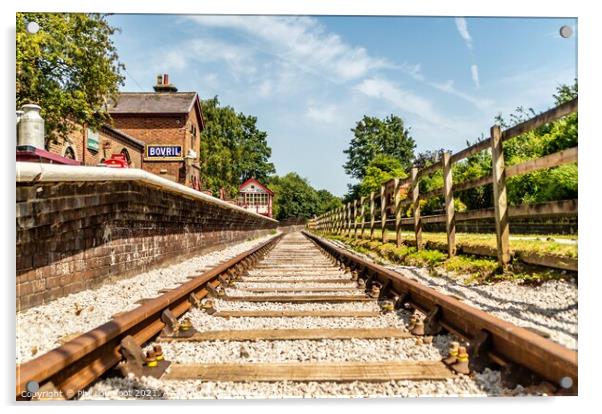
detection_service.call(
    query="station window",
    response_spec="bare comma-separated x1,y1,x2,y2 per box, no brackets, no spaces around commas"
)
64,146,76,160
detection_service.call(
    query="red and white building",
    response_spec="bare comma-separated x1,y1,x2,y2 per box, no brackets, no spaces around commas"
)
237,178,273,218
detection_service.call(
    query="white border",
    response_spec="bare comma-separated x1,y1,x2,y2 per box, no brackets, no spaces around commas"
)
4,1,601,412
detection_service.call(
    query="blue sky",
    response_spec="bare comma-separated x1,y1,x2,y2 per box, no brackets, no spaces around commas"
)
107,14,577,196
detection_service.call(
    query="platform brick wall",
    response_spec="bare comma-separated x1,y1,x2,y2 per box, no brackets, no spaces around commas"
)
16,180,277,311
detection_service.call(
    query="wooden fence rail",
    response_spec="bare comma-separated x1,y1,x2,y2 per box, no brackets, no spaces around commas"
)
308,98,578,266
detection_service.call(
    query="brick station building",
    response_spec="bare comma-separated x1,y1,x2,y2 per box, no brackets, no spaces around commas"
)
107,74,205,188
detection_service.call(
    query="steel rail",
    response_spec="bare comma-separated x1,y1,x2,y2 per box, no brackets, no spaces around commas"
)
303,231,578,393
16,233,284,400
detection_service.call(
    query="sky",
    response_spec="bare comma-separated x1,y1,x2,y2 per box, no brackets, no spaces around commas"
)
107,14,577,196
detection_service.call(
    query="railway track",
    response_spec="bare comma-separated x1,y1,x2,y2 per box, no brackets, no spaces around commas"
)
16,231,577,399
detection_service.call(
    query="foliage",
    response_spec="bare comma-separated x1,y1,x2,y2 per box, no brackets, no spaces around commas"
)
268,173,341,221
358,155,408,197
343,114,415,181
497,80,578,205
340,82,578,215
200,96,275,197
16,13,125,143
316,189,343,213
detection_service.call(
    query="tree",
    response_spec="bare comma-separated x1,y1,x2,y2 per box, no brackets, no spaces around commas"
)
358,155,407,197
200,97,275,197
267,173,341,221
343,114,415,180
316,189,343,213
16,13,125,142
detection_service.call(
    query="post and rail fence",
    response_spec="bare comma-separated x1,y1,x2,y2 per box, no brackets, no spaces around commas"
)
308,98,578,266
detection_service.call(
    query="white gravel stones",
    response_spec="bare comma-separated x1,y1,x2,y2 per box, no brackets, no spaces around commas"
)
242,275,351,281
225,288,365,297
158,338,444,364
214,299,379,312
186,307,408,331
236,282,357,289
16,233,278,364
79,375,491,399
330,239,578,350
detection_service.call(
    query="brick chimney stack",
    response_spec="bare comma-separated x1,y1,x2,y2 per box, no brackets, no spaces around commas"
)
153,73,178,92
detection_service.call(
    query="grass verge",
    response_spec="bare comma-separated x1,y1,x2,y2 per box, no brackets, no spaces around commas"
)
318,232,574,285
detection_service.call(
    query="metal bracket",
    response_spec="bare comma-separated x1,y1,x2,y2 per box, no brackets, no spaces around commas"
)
160,309,196,338
218,274,229,286
395,291,410,309
117,336,170,379
189,292,201,308
206,282,223,298
423,305,443,336
365,271,375,288
369,281,382,299
469,329,493,372
160,309,178,336
379,279,392,299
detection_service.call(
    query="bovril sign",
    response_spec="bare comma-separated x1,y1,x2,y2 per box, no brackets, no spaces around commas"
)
145,145,183,161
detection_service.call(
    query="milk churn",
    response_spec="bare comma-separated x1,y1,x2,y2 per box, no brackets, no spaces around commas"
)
17,104,45,149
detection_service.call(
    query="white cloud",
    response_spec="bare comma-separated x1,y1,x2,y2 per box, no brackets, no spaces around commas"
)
470,65,481,88
355,77,444,126
152,37,256,80
305,104,338,123
257,80,273,98
430,79,493,109
471,64,480,88
455,17,473,50
399,62,424,81
188,16,391,83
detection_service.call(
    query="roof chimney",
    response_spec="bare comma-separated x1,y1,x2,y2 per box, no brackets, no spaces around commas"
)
153,73,178,92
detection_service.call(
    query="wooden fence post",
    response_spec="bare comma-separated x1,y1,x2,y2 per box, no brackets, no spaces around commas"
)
346,202,351,236
359,197,365,239
353,199,358,237
381,184,387,243
334,209,339,233
369,191,376,241
411,167,422,250
394,178,402,247
490,125,511,266
442,152,456,257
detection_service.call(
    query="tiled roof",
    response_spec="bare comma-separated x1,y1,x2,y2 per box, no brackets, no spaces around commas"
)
108,92,198,114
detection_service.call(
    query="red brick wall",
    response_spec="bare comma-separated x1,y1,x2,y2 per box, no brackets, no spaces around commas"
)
45,120,143,168
111,114,187,183
16,180,277,311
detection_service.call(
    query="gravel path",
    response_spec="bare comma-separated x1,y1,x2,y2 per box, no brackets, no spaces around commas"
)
329,238,578,350
16,233,278,364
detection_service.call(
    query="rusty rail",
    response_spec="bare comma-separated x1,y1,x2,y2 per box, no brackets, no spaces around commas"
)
303,231,578,393
16,233,284,399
